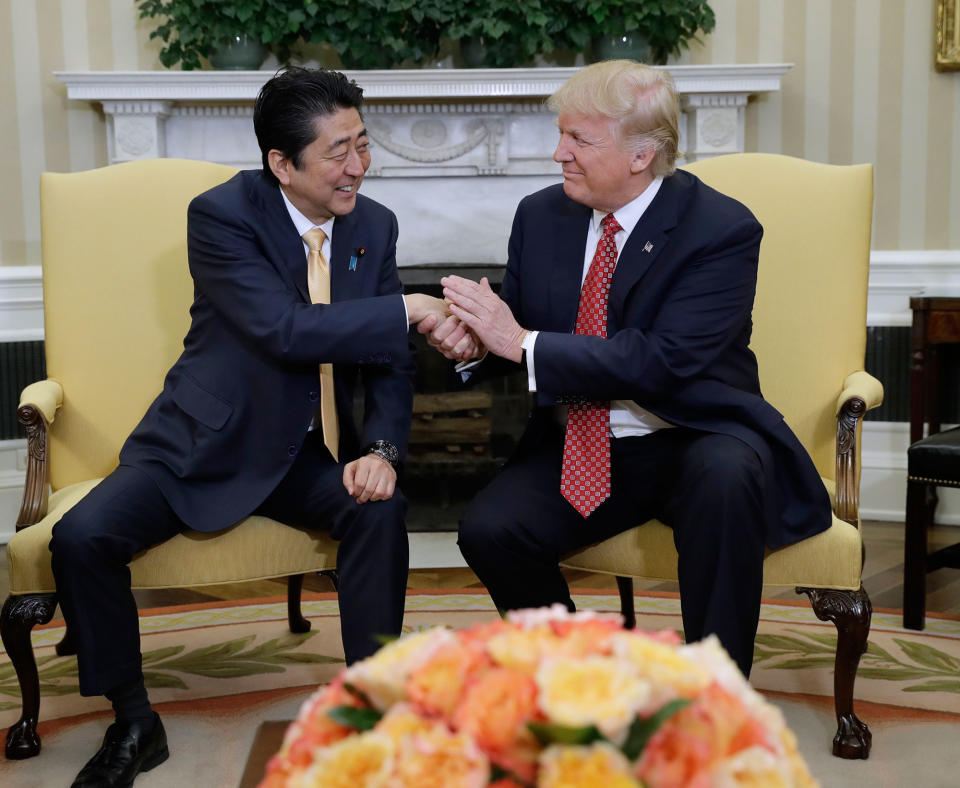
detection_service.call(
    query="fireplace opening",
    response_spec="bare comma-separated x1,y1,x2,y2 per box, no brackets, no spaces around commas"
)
396,265,530,533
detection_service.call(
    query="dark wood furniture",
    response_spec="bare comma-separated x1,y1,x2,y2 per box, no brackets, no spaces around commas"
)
904,296,960,629
909,296,960,445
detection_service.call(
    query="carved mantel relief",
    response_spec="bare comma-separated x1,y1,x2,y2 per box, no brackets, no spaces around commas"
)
57,67,790,265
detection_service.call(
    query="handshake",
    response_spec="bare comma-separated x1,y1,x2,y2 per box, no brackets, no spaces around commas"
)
404,275,528,365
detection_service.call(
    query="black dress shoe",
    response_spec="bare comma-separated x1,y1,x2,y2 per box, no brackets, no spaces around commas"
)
71,713,169,788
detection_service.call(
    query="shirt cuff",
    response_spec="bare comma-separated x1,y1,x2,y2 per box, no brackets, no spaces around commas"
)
400,294,409,329
522,331,538,392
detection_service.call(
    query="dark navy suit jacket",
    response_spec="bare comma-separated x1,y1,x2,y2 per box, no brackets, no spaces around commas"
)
501,172,831,549
119,170,414,532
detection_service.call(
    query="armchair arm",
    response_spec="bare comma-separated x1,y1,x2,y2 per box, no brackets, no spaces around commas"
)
834,371,884,527
835,370,884,416
16,379,63,529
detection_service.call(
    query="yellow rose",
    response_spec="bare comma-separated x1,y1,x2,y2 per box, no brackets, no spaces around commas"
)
535,656,650,742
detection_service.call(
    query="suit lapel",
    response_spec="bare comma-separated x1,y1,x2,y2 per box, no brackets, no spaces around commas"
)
331,210,357,303
608,175,683,315
249,174,311,303
550,199,592,332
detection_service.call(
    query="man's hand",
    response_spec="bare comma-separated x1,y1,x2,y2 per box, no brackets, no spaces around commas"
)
417,313,483,362
442,275,526,363
343,454,397,503
403,293,449,325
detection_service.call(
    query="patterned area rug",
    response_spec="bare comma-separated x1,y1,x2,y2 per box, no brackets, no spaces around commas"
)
1,590,959,786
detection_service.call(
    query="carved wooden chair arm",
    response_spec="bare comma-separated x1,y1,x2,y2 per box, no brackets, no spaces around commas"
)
834,370,884,526
16,379,63,530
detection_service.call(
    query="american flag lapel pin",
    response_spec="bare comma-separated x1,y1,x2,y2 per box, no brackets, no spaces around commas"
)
643,241,654,253
349,246,365,271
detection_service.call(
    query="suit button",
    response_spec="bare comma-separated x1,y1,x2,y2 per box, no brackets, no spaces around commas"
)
287,444,298,456
308,390,320,402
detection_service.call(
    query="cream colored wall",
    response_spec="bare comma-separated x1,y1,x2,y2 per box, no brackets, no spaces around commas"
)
1,0,958,268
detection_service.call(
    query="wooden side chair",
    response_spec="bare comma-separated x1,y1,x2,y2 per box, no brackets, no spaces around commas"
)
903,427,960,629
560,153,882,760
3,159,340,760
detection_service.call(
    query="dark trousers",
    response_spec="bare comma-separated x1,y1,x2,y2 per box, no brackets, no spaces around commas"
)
458,426,766,676
50,430,408,696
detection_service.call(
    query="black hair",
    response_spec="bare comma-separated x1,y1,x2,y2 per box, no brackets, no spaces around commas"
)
253,67,365,185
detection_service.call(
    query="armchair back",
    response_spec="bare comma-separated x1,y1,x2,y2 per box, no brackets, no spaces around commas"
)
683,154,873,482
39,159,238,491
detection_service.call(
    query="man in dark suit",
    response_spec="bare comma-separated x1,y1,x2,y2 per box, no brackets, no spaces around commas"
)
432,60,831,680
50,68,448,788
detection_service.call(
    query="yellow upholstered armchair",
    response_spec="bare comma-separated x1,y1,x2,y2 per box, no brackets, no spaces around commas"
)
561,154,882,760
2,159,339,759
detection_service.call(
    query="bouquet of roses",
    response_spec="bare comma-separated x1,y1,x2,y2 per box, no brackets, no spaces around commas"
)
259,605,817,788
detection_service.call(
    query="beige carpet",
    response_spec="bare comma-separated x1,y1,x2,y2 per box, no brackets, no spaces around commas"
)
2,590,960,787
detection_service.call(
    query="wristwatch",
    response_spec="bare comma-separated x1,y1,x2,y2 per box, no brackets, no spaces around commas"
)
363,440,399,469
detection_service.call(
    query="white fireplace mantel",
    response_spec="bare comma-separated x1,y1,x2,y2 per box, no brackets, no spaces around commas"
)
55,65,791,266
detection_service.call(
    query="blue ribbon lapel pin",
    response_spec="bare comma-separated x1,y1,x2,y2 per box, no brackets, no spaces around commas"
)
349,246,366,271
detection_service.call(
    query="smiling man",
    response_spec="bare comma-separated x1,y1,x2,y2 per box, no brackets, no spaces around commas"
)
433,60,831,682
49,68,448,788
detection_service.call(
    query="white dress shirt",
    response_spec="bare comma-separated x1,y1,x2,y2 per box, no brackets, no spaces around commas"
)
279,186,408,326
524,177,675,437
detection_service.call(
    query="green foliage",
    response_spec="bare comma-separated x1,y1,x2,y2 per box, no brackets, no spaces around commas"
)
583,0,716,64
438,0,559,68
138,0,314,69
139,0,716,70
311,0,447,68
327,704,383,730
620,698,690,760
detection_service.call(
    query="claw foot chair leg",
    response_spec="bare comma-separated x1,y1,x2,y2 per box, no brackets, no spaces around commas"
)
616,576,636,629
798,585,873,759
1,594,58,759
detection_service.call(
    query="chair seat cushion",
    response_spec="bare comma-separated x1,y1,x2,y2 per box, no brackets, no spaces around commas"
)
7,479,339,595
560,511,862,590
908,426,960,484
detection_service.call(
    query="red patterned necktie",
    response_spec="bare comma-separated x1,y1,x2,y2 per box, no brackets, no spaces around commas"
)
560,213,622,517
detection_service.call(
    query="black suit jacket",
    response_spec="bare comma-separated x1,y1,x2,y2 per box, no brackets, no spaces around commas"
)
500,173,831,549
119,170,414,532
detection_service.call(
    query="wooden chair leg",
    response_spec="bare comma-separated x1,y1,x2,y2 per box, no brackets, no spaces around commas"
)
286,575,311,634
903,480,930,630
798,585,872,759
616,576,636,629
55,625,76,657
320,569,339,590
1,594,58,759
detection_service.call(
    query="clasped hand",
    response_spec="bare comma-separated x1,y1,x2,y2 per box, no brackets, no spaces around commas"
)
405,292,481,362
439,276,526,363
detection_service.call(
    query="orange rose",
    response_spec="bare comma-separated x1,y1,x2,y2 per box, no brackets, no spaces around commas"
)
407,638,492,719
636,682,775,786
453,668,539,750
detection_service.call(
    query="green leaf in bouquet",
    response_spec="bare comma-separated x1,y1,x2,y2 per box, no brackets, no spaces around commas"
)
621,698,690,760
490,764,535,787
343,682,376,708
526,721,605,746
328,705,383,731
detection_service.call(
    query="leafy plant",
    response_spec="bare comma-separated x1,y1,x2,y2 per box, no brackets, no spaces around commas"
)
584,0,716,64
138,0,314,69
440,0,556,68
312,0,447,69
